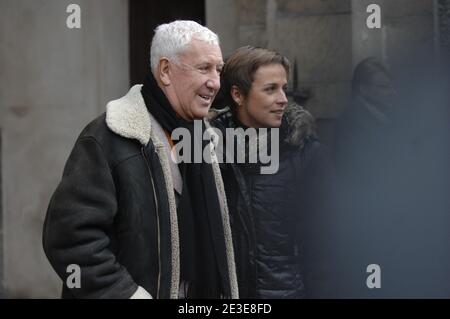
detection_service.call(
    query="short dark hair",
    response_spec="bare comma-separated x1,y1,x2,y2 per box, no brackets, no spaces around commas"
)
220,46,290,108
352,57,393,95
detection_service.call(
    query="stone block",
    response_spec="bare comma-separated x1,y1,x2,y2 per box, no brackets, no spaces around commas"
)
383,15,435,63
276,0,351,16
269,14,353,84
382,0,434,18
239,0,266,24
238,24,268,48
302,80,352,119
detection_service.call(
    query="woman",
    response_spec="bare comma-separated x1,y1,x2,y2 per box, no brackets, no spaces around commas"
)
210,46,333,298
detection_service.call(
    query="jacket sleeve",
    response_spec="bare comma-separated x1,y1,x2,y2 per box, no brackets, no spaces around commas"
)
43,136,138,298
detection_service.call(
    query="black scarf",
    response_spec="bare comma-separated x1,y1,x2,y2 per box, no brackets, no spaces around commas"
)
141,73,231,298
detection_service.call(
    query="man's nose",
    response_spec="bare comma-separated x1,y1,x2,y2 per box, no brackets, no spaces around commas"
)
206,73,221,91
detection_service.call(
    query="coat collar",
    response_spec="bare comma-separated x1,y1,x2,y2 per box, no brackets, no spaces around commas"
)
105,84,151,145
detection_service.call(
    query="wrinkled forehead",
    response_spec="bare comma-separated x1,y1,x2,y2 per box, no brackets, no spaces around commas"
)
178,38,223,64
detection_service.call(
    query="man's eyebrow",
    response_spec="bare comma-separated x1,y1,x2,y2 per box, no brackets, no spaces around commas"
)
195,61,224,67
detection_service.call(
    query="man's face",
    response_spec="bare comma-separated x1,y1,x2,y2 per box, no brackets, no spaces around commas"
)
166,39,223,121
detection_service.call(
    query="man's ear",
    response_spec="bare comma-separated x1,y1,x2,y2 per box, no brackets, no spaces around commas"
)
230,85,243,106
158,58,171,86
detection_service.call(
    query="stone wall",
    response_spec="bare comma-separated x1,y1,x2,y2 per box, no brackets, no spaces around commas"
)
206,0,436,146
207,0,352,145
352,0,435,68
0,0,129,298
0,128,3,297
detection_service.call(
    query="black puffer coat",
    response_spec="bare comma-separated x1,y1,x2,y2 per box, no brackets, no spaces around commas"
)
211,105,334,298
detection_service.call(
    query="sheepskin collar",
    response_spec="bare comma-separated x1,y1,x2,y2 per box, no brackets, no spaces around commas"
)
105,84,151,145
104,86,239,299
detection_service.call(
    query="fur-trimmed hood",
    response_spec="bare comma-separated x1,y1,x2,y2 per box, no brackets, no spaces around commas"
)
282,103,317,147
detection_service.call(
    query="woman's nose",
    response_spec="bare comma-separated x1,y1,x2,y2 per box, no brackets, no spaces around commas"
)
278,90,288,104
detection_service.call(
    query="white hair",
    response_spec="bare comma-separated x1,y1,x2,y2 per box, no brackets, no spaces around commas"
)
150,20,220,74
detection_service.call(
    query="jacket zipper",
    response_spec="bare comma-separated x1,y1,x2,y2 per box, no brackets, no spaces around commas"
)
247,175,258,296
233,165,258,296
141,146,162,299
232,167,253,270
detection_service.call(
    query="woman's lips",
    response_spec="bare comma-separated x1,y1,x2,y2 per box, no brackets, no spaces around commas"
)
270,109,284,115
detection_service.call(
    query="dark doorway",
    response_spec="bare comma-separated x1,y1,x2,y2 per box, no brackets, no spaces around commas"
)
129,0,205,86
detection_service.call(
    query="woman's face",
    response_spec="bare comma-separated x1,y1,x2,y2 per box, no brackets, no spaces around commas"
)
235,63,288,128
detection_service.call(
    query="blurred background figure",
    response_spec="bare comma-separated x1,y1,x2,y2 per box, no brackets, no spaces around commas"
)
331,52,450,298
332,57,399,298
335,57,397,181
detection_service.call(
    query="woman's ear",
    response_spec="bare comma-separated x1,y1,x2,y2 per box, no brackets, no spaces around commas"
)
158,58,171,86
230,85,243,106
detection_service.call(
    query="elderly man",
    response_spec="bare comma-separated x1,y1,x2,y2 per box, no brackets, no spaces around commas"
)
43,20,238,299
